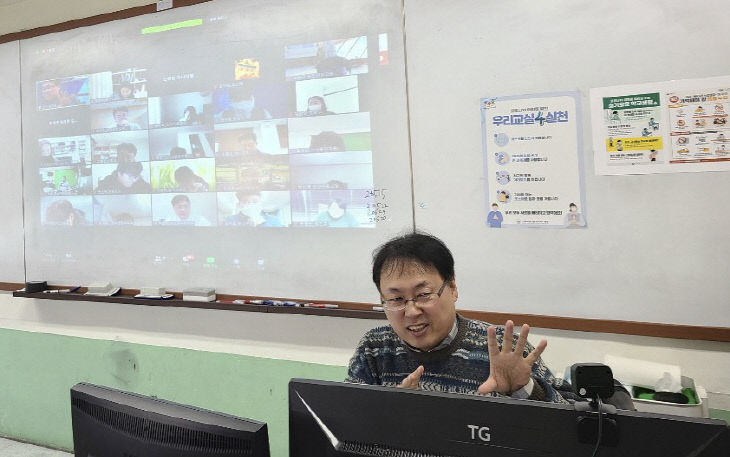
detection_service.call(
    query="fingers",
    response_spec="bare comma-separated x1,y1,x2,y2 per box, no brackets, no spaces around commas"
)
399,365,424,389
526,339,547,365
478,377,497,395
502,320,514,353
487,325,499,359
514,323,529,355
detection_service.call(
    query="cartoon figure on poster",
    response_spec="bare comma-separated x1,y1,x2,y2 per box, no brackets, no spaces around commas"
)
487,203,503,228
563,203,586,228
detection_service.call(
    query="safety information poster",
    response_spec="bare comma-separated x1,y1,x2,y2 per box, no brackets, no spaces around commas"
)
590,75,730,175
480,91,586,229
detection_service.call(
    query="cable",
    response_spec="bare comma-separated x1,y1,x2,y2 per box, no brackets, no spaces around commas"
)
590,396,604,457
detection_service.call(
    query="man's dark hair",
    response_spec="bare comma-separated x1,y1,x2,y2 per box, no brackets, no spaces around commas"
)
117,142,137,156
116,161,142,176
171,194,190,206
237,130,257,143
372,232,455,291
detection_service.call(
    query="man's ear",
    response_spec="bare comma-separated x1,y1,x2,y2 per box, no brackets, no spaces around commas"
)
451,280,458,302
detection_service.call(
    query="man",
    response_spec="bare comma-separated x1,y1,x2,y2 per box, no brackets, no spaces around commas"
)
315,199,360,227
174,166,210,192
218,84,271,121
224,190,282,227
166,194,211,226
112,106,141,130
346,232,572,403
116,143,138,162
95,161,151,194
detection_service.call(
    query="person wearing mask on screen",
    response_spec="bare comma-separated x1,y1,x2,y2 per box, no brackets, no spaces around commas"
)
164,194,211,226
305,96,335,116
96,161,151,194
316,198,360,227
218,84,271,121
346,232,574,403
224,190,282,227
44,199,88,225
174,166,210,192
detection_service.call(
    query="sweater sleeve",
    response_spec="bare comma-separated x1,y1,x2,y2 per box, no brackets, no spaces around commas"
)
522,339,571,404
344,334,380,385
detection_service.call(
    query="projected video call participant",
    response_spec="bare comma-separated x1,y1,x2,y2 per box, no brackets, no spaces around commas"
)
346,232,573,403
310,130,345,151
57,176,71,192
166,194,211,226
237,131,266,158
45,199,88,225
218,85,271,121
305,95,334,116
174,166,209,192
96,162,151,194
40,140,56,165
112,106,141,131
315,41,351,76
117,82,134,100
116,143,138,162
39,80,75,108
179,106,199,124
316,199,359,227
170,146,188,158
224,190,282,227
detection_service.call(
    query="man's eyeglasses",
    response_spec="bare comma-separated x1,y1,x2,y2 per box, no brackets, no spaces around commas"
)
381,280,448,312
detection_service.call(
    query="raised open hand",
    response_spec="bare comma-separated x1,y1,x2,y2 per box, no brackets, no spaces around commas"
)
478,320,546,395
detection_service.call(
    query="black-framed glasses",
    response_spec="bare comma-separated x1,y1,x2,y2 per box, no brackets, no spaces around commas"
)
381,280,448,312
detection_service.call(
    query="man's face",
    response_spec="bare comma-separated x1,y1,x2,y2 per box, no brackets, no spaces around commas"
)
118,149,136,162
173,200,191,220
118,171,139,188
41,82,60,101
379,263,458,351
238,137,258,154
113,110,128,124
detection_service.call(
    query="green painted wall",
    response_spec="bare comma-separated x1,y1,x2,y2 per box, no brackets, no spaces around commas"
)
0,328,346,457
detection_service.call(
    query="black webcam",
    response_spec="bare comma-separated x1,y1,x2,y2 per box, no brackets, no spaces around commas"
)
571,363,615,400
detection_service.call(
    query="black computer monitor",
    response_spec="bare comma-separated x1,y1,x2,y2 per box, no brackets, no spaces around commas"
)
71,382,270,457
289,378,730,456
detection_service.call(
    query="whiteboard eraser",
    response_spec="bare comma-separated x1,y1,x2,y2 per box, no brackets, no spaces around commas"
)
140,287,166,296
183,287,216,302
86,282,114,294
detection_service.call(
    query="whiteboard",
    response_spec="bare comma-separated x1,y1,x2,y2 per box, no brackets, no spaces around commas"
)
19,0,412,303
406,0,730,327
0,41,25,283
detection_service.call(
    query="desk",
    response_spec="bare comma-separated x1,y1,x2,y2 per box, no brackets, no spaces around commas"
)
0,437,71,456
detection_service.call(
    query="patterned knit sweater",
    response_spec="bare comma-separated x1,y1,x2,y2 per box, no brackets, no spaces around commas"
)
345,315,573,403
